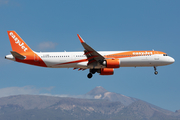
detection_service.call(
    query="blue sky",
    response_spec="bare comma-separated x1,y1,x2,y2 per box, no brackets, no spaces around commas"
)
0,0,179,112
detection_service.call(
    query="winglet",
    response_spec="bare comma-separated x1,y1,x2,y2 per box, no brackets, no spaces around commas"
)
77,34,85,43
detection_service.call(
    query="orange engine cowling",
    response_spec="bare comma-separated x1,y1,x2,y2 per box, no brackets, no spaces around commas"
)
103,59,120,68
100,68,114,75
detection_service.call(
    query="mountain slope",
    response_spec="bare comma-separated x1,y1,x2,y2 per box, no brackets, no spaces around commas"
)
0,95,63,109
86,86,137,106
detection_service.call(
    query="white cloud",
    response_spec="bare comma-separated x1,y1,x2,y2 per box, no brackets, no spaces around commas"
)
0,86,54,98
0,86,93,99
40,94,93,99
44,86,54,91
37,42,57,51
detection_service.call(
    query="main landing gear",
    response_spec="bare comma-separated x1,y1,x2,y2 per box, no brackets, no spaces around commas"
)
154,66,158,75
87,73,93,78
87,69,97,79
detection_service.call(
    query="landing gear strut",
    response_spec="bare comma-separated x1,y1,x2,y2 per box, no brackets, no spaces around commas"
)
87,69,98,79
154,66,158,75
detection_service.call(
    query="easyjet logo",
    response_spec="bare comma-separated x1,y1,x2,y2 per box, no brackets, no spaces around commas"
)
9,32,28,52
133,51,152,55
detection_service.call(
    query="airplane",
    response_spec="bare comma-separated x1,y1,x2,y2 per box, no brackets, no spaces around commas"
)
5,31,175,78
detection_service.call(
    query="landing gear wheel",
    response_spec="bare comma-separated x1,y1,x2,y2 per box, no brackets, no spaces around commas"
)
87,73,93,79
154,71,158,75
154,66,158,75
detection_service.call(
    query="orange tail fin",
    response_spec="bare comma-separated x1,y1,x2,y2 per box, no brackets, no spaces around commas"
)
7,31,34,53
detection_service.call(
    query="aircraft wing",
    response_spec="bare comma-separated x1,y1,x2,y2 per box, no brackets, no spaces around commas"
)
77,34,105,65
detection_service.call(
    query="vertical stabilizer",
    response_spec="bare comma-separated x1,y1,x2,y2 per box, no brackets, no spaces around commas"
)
6,31,47,67
7,31,33,53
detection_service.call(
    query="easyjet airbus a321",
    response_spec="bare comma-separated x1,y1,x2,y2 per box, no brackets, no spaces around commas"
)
5,31,175,78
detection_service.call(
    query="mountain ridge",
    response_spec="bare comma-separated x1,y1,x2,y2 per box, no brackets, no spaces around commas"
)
0,86,179,120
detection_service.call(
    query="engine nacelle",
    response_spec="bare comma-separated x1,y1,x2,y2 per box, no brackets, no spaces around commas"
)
100,68,114,75
102,59,120,68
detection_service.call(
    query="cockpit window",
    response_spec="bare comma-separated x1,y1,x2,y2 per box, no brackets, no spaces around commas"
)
163,54,168,56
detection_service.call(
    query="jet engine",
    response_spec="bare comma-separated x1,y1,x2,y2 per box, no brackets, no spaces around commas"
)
100,68,114,75
102,59,120,68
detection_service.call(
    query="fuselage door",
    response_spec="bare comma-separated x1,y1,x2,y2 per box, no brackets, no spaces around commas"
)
34,54,39,62
71,54,76,60
154,51,159,61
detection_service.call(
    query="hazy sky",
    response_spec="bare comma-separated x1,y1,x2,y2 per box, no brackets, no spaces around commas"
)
0,0,179,112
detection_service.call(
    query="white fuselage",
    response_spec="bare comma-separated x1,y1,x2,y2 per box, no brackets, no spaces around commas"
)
33,51,174,69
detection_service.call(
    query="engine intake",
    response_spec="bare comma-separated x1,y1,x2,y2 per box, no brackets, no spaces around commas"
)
102,59,120,68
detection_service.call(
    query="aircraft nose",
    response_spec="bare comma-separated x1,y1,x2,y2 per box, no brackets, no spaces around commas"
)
169,57,175,64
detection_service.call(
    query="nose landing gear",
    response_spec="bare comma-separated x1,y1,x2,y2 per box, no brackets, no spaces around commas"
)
154,66,158,75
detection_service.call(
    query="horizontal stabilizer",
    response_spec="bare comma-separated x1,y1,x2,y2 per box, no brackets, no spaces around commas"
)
10,51,26,60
